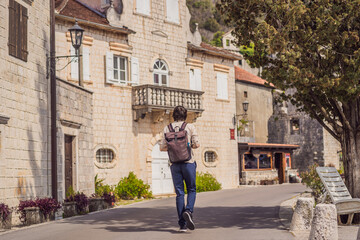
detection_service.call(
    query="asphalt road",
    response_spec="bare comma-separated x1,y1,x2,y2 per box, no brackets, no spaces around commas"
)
0,184,306,240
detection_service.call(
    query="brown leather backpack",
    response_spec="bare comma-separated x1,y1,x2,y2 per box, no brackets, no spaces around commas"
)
165,122,192,163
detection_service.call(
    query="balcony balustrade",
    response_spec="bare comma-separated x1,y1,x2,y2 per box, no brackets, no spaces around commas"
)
132,84,204,121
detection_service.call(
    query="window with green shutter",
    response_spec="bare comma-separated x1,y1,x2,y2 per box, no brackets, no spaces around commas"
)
8,0,28,62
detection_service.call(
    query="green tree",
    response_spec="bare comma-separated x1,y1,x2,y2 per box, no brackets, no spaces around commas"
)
218,0,360,206
210,31,224,47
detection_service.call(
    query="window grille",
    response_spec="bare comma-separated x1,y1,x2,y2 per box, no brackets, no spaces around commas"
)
204,151,216,163
96,148,115,163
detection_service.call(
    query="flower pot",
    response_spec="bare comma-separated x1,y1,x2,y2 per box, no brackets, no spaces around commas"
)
40,211,55,223
89,198,104,212
76,204,89,215
63,202,77,218
103,201,115,209
24,207,41,226
0,212,12,230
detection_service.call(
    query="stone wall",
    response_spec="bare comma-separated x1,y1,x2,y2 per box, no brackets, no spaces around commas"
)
0,0,50,207
56,78,94,201
235,82,273,143
241,170,278,185
267,89,341,172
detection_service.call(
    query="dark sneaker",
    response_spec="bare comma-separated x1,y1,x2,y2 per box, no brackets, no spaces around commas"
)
179,225,187,232
182,210,195,230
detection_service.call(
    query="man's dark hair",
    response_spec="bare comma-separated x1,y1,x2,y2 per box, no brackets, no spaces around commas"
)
173,106,187,121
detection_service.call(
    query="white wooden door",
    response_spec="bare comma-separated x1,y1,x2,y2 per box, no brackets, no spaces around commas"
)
151,143,174,195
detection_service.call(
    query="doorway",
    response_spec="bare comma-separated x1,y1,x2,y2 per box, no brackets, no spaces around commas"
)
64,135,74,194
274,152,285,184
151,143,174,195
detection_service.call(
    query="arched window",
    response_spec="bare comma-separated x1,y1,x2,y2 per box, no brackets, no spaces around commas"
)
96,148,115,163
153,59,169,86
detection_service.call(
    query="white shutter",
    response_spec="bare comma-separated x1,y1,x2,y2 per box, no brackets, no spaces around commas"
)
70,46,78,79
194,68,201,91
82,47,90,81
166,0,179,23
222,74,228,99
217,73,228,99
189,69,196,90
131,57,139,85
137,0,150,15
106,52,116,84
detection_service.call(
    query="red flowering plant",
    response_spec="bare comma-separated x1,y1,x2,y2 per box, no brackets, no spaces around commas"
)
35,198,61,219
17,200,37,223
17,198,61,223
0,203,11,222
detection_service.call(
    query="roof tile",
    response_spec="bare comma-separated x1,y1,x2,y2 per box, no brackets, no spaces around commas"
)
59,0,109,25
235,66,273,88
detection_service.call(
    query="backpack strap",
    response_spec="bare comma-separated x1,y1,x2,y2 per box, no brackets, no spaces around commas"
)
180,122,187,131
168,123,175,132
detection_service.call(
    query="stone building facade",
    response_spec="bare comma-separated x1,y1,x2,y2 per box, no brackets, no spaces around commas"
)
0,0,95,208
268,89,342,172
56,79,94,199
0,0,51,206
54,0,241,194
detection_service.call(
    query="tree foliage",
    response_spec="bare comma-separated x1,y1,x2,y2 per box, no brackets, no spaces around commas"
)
210,31,224,47
218,0,360,201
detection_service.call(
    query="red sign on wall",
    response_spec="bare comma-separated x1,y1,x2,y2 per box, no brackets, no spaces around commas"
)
230,128,235,140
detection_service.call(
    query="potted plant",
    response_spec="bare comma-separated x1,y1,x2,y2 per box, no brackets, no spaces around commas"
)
88,195,104,212
65,192,89,215
63,186,77,218
0,203,12,230
17,200,39,226
35,198,61,222
102,192,116,209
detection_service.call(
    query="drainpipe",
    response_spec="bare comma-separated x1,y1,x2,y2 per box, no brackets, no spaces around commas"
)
50,0,58,200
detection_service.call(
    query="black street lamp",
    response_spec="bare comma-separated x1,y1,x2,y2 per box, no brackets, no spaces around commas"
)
68,20,84,50
68,20,84,87
46,20,85,87
242,100,249,114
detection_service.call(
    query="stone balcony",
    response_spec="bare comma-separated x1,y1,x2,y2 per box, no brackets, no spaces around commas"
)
132,84,204,122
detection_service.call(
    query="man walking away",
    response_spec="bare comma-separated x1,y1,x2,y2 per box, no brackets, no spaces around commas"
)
160,106,200,232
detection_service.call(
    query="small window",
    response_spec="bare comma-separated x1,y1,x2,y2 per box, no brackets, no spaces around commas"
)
290,118,300,134
204,151,216,163
226,39,230,46
8,0,28,62
244,91,248,98
96,148,115,163
238,60,242,66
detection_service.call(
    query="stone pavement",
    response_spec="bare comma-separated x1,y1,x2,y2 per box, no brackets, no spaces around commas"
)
279,193,360,240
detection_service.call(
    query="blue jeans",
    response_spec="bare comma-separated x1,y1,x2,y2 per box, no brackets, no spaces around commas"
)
170,161,197,227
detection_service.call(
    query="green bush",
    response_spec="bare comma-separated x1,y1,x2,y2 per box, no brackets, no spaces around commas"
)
300,163,324,203
94,174,114,197
210,31,224,47
185,172,222,193
196,172,222,192
115,172,153,200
